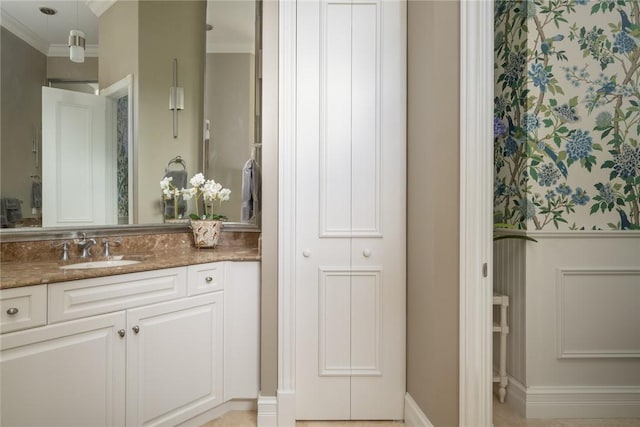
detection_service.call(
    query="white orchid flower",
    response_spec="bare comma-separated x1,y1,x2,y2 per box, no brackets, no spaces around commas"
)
219,188,231,201
190,173,206,188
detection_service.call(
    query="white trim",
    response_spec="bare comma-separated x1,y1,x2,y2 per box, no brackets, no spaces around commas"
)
504,377,528,418
504,377,640,419
404,393,435,427
495,229,640,239
526,385,640,419
86,0,118,18
556,267,640,359
257,394,278,427
459,0,494,426
100,75,134,225
1,9,49,55
176,399,257,427
277,0,297,425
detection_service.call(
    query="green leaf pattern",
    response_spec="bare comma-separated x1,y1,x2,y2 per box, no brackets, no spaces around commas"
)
495,0,640,230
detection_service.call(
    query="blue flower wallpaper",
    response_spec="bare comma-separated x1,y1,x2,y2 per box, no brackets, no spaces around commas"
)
494,0,640,230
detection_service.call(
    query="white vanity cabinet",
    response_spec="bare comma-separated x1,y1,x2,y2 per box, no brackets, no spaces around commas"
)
0,311,127,427
126,292,223,426
0,260,260,427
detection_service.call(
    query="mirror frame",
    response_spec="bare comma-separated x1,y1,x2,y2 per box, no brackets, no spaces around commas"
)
0,221,258,243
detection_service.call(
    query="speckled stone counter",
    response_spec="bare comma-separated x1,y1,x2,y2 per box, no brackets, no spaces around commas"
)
0,231,260,289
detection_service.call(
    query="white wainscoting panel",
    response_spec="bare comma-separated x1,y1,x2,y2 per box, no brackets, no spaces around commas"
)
557,268,640,358
496,231,640,418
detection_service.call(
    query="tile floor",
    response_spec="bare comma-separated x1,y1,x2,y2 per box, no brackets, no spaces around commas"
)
201,399,640,427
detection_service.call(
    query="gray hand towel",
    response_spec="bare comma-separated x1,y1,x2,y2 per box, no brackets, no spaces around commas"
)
31,181,42,209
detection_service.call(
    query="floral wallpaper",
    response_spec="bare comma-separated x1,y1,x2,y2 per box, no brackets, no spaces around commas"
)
494,0,640,230
117,95,129,222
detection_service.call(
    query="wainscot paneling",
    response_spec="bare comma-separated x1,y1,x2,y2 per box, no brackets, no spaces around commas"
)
494,231,640,418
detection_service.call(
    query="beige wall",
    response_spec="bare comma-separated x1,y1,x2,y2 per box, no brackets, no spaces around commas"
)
0,27,47,221
204,53,254,221
406,1,460,426
137,0,205,223
98,1,139,90
47,57,98,82
260,0,278,397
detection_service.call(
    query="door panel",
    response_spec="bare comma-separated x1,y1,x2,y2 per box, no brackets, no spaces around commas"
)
42,87,112,227
296,0,406,421
0,312,126,427
126,293,223,426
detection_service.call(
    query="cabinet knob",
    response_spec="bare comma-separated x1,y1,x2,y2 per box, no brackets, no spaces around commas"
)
117,329,126,338
205,276,213,283
132,325,140,334
363,249,372,258
302,249,311,258
6,307,19,316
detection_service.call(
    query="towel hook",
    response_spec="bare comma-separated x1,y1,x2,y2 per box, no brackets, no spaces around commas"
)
166,155,187,172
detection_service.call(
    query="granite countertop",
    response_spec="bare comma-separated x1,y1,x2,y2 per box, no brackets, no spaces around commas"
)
0,247,260,290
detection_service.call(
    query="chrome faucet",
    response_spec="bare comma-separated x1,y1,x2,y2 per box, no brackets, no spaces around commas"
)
76,233,97,258
52,241,71,261
102,238,122,257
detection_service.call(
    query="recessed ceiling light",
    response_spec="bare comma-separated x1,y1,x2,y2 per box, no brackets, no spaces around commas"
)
39,7,58,16
206,24,213,31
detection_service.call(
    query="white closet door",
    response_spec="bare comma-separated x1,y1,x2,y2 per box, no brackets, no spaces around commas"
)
295,0,406,420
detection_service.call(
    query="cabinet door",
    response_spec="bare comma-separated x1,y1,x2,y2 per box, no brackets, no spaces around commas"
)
295,0,406,420
126,293,223,427
0,312,126,427
224,261,260,400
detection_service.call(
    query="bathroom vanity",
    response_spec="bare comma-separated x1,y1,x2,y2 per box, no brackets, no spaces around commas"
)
0,234,260,427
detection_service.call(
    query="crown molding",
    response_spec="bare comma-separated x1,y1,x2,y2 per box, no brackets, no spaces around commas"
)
85,0,118,18
1,9,49,55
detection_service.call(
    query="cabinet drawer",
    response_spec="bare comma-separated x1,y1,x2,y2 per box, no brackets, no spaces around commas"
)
48,267,187,323
187,263,224,295
0,285,47,334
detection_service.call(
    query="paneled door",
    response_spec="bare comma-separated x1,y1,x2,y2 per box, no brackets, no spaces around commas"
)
295,0,406,420
42,86,114,227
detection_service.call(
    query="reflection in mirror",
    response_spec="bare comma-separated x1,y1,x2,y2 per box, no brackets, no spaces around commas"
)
204,0,261,225
0,0,261,233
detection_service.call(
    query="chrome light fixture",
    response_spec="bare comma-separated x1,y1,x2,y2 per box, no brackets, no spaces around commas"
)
68,29,85,63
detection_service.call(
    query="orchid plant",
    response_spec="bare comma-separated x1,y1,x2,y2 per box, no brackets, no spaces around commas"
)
160,173,231,221
160,176,182,220
181,173,231,221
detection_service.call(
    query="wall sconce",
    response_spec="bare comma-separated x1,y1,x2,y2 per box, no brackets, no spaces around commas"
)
169,58,184,138
68,29,85,63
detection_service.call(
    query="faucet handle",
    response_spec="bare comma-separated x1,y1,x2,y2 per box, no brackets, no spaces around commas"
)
51,241,71,261
102,238,122,257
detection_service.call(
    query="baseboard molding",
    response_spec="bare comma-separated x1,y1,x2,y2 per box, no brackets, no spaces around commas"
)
502,377,527,418
404,393,434,427
277,390,296,427
504,378,640,419
178,399,257,426
257,394,278,427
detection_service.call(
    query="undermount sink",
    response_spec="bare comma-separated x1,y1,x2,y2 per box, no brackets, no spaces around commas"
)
60,260,141,270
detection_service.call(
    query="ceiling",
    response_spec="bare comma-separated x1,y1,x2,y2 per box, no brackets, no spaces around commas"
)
0,0,256,57
0,0,99,56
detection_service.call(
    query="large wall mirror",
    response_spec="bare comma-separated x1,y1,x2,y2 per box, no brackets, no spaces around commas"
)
0,0,261,235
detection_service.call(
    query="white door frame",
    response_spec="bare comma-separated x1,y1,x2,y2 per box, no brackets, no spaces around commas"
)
277,1,494,426
100,74,134,225
459,0,493,426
